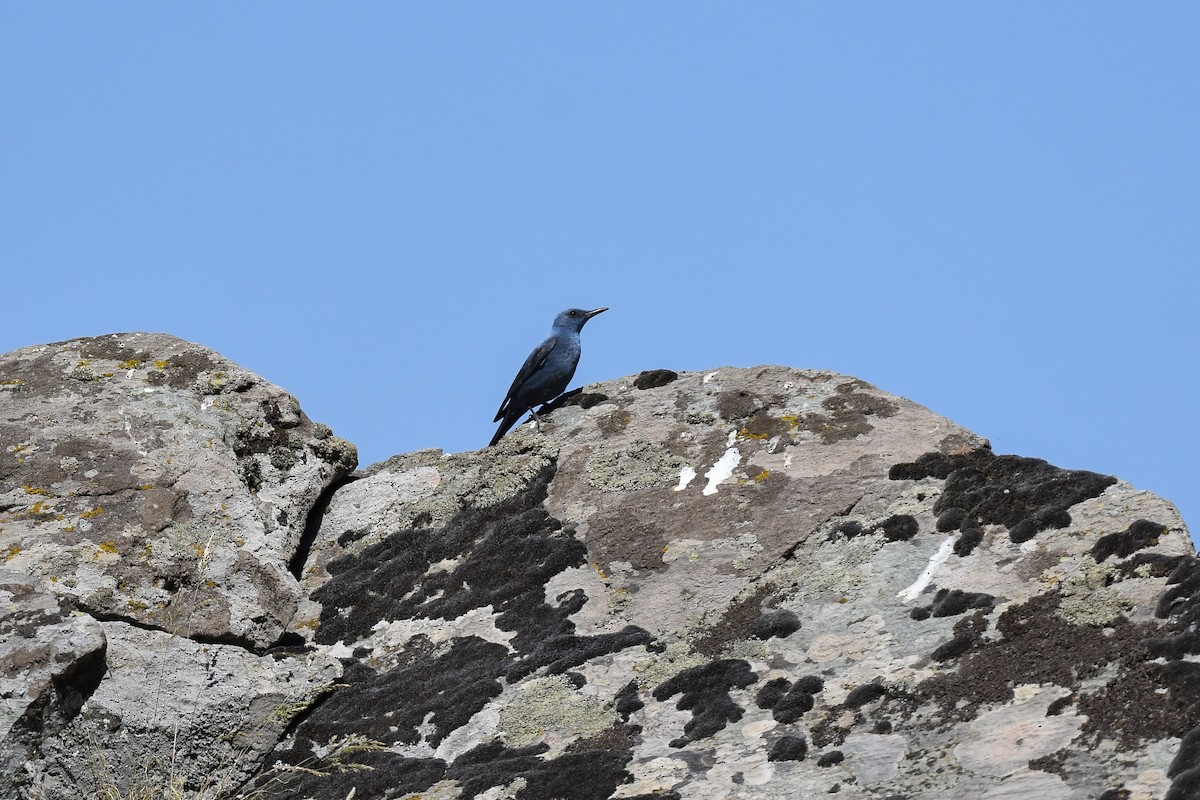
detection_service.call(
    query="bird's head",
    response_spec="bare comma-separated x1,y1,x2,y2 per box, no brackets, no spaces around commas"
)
553,307,608,333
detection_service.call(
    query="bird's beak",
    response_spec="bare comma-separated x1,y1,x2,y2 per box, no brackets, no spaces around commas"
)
584,307,608,319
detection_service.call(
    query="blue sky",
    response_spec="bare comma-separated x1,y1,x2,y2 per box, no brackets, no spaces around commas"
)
2,5,1197,541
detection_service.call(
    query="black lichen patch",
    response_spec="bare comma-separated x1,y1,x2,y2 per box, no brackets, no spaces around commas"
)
1046,694,1075,716
809,679,910,749
313,464,652,680
1167,770,1200,800
653,659,757,747
1118,552,1184,579
794,675,824,694
1079,660,1200,750
270,462,666,797
916,594,1150,721
930,611,987,662
1028,750,1068,777
751,609,801,641
1092,520,1168,563
844,682,888,708
447,736,635,800
756,677,791,710
768,734,808,762
953,527,985,557
754,675,822,723
910,589,996,621
876,514,919,542
817,750,844,767
292,637,508,750
615,680,644,719
261,751,447,800
830,520,865,539
633,369,678,389
889,449,1116,552
571,391,610,409
769,676,824,724
1150,557,1200,659
506,625,654,682
1170,727,1200,778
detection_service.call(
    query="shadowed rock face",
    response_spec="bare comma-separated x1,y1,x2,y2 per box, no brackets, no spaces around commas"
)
2,343,1197,800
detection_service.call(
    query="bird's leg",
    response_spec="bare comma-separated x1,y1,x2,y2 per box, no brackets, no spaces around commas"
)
529,405,554,432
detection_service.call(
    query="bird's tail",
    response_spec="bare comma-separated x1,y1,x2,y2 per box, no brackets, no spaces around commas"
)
488,410,525,447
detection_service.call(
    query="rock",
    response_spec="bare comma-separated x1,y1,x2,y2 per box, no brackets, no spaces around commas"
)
274,366,1197,799
0,333,356,648
25,622,343,800
3,340,1196,800
0,569,106,794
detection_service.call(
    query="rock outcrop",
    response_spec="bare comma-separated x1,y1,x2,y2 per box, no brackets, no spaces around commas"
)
2,336,1197,800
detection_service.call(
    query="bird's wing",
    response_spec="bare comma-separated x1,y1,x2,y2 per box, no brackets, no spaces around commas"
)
494,336,557,421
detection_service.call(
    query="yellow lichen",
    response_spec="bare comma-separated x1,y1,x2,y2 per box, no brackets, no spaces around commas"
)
81,506,104,519
23,485,49,496
97,541,119,554
127,599,149,612
752,469,770,483
780,414,802,430
738,429,770,440
0,379,25,386
76,359,91,367
2,545,20,561
154,359,170,369
138,483,153,490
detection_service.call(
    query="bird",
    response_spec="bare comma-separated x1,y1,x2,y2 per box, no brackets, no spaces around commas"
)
488,307,608,446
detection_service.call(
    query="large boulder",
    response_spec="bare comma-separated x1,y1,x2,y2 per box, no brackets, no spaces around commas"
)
4,338,1196,800
282,367,1197,800
0,332,356,648
0,334,355,799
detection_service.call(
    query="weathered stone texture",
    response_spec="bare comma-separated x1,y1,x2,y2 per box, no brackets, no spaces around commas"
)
280,365,1195,800
0,333,356,648
2,340,1195,800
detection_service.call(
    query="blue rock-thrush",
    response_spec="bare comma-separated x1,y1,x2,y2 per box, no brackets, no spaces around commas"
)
489,307,608,446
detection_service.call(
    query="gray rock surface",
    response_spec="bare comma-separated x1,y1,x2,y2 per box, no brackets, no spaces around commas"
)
0,334,354,800
1,569,106,792
0,332,356,648
30,622,343,800
3,339,1197,800
285,366,1197,800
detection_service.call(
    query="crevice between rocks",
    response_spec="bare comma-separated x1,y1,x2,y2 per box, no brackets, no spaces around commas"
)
82,606,266,653
289,472,360,581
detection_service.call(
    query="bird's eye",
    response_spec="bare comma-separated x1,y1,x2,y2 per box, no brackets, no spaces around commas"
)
569,310,578,316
